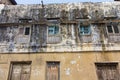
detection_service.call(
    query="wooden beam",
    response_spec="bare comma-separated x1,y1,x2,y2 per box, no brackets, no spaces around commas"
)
0,22,47,26
1,19,120,26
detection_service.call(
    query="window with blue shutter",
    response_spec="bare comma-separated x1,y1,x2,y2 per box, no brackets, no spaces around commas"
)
79,25,91,35
48,26,59,35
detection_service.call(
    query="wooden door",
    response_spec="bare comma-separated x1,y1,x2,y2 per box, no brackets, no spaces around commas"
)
9,62,31,80
46,62,60,80
21,64,31,80
96,63,119,80
10,64,22,80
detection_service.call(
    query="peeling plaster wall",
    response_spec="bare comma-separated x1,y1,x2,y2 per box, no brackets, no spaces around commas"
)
30,25,47,52
0,2,120,80
0,2,120,53
0,26,30,52
0,52,120,80
0,0,14,5
0,2,120,23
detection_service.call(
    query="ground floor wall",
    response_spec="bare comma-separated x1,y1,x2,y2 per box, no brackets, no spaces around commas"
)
0,51,120,80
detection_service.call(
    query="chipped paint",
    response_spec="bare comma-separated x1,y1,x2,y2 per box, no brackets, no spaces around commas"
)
70,60,76,64
65,68,70,75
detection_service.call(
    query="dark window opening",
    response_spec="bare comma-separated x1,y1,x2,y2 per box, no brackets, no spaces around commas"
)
107,25,113,33
107,23,119,34
95,63,119,80
25,27,30,35
19,19,32,23
46,62,60,80
113,25,119,33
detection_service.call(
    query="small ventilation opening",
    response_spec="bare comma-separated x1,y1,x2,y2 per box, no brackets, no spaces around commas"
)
25,27,30,35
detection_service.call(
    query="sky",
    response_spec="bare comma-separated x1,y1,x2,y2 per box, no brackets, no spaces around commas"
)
15,0,114,4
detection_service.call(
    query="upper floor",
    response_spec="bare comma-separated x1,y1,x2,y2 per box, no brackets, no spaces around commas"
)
0,0,17,5
114,0,120,1
0,2,120,53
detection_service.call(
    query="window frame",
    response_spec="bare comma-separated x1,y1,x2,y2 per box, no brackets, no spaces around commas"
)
18,26,31,36
79,25,91,35
48,25,59,35
106,24,120,34
24,27,30,35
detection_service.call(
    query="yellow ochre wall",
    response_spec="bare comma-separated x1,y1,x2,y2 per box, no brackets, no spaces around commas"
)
0,52,120,80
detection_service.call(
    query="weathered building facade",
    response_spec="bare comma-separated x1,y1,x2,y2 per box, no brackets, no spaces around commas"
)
0,0,17,5
115,0,120,1
0,2,120,80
